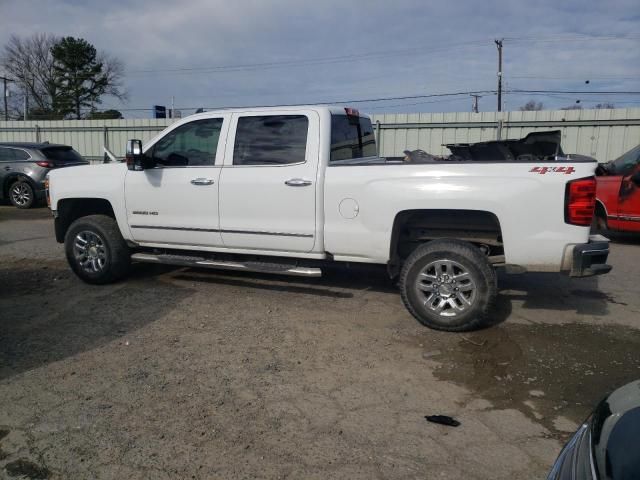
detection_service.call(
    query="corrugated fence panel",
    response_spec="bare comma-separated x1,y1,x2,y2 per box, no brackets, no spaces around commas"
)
0,119,172,161
1,109,638,162
371,108,640,160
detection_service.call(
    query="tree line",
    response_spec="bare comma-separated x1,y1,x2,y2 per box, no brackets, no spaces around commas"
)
1,34,125,120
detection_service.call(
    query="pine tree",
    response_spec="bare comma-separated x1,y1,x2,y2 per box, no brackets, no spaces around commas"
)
51,37,109,119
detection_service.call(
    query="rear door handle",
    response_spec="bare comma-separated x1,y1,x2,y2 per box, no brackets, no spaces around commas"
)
190,178,214,186
285,178,312,187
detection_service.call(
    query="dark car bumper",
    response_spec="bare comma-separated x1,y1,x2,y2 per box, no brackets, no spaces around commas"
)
569,235,612,277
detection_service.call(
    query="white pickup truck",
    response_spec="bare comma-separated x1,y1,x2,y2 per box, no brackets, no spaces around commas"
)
47,106,611,331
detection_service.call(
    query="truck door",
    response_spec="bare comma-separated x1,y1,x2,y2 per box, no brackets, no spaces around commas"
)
124,115,229,246
219,111,319,252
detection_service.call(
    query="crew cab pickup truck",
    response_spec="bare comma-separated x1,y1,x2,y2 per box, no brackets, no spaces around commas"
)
47,106,611,331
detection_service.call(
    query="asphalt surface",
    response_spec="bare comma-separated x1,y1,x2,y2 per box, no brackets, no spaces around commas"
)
1,205,639,479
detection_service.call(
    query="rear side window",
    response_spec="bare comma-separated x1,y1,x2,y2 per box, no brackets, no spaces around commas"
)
41,146,83,163
233,115,308,165
12,149,30,160
330,115,377,162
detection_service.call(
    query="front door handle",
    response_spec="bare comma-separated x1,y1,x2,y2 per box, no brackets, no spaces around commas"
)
3,166,10,171
285,178,312,187
191,178,214,186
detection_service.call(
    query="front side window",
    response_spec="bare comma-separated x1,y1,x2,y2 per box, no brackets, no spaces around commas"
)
150,118,223,167
233,115,308,166
12,149,30,160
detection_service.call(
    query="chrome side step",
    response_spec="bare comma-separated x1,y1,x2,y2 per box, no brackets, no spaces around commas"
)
131,252,322,277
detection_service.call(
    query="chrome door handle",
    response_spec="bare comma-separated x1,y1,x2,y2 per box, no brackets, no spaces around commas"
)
285,178,312,187
191,178,214,186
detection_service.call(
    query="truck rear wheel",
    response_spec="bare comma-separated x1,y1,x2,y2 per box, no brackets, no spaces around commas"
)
399,240,497,332
64,215,131,284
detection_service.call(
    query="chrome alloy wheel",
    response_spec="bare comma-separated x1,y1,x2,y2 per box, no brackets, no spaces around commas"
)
73,231,107,273
10,183,31,207
415,259,477,317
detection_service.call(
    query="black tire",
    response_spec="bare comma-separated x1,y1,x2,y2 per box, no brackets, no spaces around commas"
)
9,180,35,209
64,215,131,284
399,239,497,332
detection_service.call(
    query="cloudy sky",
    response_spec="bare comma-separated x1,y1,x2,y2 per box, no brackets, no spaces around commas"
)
2,0,639,117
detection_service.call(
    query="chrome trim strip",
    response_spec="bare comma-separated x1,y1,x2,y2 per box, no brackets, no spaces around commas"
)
222,228,313,238
130,225,219,233
607,214,640,222
130,224,314,238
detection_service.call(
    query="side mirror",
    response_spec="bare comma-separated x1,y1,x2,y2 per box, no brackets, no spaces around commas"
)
631,171,640,186
126,139,144,171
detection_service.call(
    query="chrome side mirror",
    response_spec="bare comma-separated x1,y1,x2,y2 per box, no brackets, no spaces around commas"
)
126,139,144,171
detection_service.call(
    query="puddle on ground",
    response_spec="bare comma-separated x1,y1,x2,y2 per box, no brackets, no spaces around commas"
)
423,323,640,435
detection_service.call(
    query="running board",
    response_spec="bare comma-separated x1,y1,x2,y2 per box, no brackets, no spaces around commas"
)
131,252,322,277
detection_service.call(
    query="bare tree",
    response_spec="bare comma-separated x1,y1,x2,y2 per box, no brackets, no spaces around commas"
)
595,103,615,109
1,33,127,119
1,33,58,117
519,100,544,111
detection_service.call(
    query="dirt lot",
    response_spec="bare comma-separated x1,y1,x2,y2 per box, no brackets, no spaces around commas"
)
1,206,639,479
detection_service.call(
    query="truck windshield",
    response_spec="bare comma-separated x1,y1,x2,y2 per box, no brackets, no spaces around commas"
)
330,114,377,162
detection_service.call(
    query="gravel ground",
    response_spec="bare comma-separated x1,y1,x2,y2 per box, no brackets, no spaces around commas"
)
1,206,639,479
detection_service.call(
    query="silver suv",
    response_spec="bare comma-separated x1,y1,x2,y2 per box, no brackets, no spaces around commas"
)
0,142,88,208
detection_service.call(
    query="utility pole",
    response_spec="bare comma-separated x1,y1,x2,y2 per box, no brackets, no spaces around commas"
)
170,96,175,119
495,39,503,112
0,76,13,121
470,94,482,113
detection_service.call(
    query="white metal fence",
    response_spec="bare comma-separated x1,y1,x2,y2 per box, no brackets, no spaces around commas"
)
0,108,638,162
371,108,640,161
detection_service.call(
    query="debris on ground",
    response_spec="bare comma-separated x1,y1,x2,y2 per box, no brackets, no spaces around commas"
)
425,415,461,427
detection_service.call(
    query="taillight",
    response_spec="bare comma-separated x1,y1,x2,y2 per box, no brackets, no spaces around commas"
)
36,160,54,168
565,176,596,226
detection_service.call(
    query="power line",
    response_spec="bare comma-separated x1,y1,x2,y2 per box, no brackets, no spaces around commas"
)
126,41,492,76
94,88,639,113
125,33,640,77
510,89,640,95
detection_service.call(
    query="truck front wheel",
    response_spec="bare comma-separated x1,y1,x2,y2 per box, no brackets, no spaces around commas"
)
64,215,131,284
399,240,497,332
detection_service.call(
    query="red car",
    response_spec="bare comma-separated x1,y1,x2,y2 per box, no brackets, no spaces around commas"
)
595,144,640,233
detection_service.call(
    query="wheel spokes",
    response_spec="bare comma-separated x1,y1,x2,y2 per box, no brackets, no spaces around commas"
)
416,258,478,318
